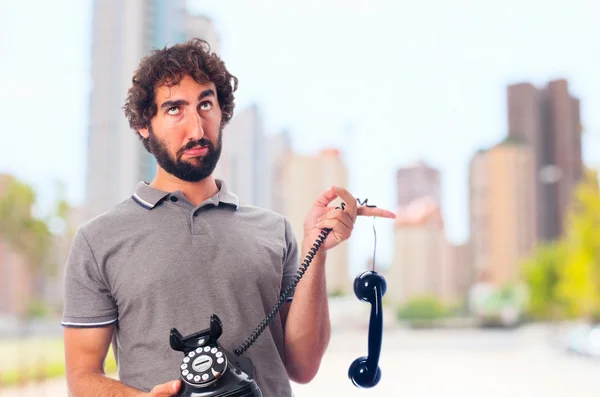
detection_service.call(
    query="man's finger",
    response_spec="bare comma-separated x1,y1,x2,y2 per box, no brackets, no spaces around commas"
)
319,209,353,230
313,187,338,208
331,186,357,219
151,380,180,396
357,206,396,218
316,219,352,241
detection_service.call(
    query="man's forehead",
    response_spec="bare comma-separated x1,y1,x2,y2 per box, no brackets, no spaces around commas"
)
155,76,216,100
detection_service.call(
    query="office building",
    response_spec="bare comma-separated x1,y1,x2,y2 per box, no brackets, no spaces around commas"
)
396,161,441,207
469,140,537,287
389,197,446,304
507,79,582,241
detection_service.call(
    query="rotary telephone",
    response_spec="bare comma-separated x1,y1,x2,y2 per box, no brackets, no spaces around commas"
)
169,199,387,396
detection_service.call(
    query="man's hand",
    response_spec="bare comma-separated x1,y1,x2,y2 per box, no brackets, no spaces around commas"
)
146,380,181,396
303,185,396,251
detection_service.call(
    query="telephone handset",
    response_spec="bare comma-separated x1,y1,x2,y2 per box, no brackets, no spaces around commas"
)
349,270,386,387
170,199,386,396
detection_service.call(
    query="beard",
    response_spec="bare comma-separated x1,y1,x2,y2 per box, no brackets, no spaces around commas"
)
147,124,223,182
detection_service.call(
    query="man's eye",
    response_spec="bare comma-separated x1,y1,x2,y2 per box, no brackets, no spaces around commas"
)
167,107,180,115
199,102,213,111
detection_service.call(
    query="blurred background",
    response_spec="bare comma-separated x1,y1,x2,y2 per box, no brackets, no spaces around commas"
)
1,0,600,396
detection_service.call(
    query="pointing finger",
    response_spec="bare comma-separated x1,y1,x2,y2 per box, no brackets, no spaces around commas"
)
357,206,396,218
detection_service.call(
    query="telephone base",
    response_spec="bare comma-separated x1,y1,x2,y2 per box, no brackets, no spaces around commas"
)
178,381,261,397
175,353,262,397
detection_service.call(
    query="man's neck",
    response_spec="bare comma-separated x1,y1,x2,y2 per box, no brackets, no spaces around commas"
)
150,168,219,207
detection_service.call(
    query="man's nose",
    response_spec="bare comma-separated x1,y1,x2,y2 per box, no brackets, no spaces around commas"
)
185,110,204,141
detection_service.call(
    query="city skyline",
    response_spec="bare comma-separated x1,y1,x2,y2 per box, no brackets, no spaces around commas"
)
1,0,599,268
1,70,584,315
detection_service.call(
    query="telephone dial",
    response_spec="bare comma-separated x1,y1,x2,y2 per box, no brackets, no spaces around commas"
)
170,199,386,396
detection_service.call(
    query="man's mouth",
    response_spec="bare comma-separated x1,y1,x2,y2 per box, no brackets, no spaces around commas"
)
184,146,209,157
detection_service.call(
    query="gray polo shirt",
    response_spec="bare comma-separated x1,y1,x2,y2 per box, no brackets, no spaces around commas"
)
62,180,299,396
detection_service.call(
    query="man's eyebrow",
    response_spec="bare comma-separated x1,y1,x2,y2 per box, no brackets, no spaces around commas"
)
160,99,189,109
198,89,216,100
159,90,215,109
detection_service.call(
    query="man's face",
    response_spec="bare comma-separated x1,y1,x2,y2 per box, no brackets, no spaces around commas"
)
139,75,223,182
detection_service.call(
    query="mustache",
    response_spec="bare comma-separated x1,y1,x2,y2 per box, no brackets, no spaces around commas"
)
177,138,214,159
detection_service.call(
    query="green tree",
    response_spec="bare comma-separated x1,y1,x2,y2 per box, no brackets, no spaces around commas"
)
522,242,566,320
0,176,52,317
556,170,600,320
523,169,600,321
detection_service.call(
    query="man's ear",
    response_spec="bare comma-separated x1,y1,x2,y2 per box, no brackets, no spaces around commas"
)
138,127,149,139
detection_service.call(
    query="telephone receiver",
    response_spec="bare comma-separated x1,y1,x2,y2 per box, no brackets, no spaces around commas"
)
348,270,386,388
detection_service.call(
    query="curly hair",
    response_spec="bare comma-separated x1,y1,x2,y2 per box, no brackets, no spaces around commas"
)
123,39,238,152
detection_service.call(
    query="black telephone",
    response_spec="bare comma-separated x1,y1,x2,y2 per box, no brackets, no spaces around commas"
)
170,199,386,396
170,314,260,397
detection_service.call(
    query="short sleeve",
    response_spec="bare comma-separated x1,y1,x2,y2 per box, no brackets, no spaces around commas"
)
61,228,118,328
281,217,300,302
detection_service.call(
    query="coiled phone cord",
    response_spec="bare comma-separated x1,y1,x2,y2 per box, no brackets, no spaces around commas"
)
233,206,340,356
234,198,377,356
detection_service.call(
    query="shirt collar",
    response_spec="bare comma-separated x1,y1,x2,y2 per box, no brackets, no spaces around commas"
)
131,179,240,210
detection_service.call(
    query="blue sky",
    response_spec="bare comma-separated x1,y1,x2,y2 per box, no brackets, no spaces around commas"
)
0,0,598,268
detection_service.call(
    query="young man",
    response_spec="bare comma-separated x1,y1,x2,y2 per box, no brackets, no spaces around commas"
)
62,39,395,397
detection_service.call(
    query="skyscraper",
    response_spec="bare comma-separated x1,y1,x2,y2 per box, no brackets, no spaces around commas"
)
213,104,270,208
85,1,220,219
443,242,471,304
389,197,446,304
265,130,293,214
469,140,537,287
0,240,31,316
280,149,350,295
212,103,292,212
507,79,582,241
395,161,441,208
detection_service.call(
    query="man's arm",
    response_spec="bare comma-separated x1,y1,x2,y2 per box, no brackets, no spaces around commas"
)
282,185,396,383
282,243,330,384
64,326,180,397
